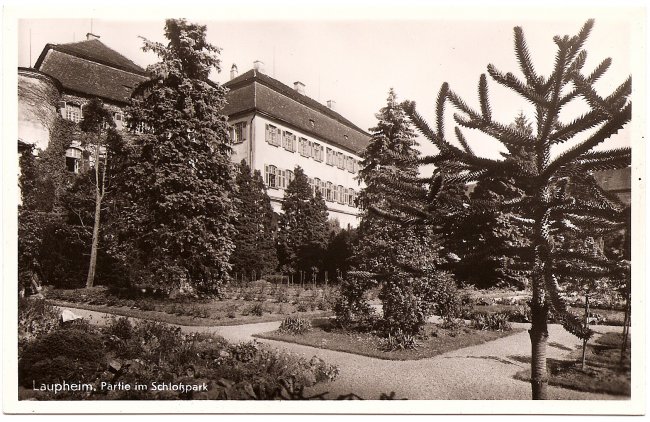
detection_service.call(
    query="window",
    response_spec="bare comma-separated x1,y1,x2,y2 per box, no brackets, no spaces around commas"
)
326,147,334,166
66,147,82,173
230,121,247,144
265,164,278,188
308,178,314,195
313,178,321,197
64,103,82,123
336,152,345,169
299,137,310,157
287,170,294,186
348,189,356,207
326,182,333,202
342,188,349,206
277,169,287,189
337,185,345,204
265,124,281,146
282,131,296,152
312,143,323,162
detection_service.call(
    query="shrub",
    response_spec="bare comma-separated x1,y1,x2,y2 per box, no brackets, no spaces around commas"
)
249,303,264,316
278,317,312,335
18,297,60,347
19,327,106,388
335,273,377,327
470,312,512,331
296,302,308,312
380,328,421,351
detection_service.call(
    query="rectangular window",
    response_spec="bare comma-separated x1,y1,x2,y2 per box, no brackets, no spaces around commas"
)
348,189,356,207
287,170,294,186
265,164,278,188
282,131,296,152
65,147,82,173
65,103,82,123
337,152,345,169
326,182,333,202
299,137,310,157
313,178,321,197
326,147,333,166
278,169,286,189
336,185,344,204
230,121,247,144
313,143,323,162
308,177,314,196
266,124,280,146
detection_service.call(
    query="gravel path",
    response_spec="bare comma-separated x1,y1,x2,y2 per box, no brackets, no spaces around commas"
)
61,306,625,400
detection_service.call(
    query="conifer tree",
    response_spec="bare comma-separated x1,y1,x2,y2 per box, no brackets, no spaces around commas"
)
340,89,458,335
277,166,329,276
392,20,631,398
119,19,236,293
231,160,278,279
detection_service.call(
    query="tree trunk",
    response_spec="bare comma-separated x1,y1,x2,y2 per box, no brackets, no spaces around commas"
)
86,135,105,288
581,292,590,370
529,300,549,399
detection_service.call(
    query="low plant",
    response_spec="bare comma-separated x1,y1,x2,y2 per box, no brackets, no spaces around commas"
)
381,328,421,351
278,317,312,335
249,303,265,317
18,297,60,347
470,312,512,331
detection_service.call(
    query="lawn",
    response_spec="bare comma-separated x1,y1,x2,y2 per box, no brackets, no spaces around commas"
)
45,284,335,326
512,331,631,396
255,317,523,361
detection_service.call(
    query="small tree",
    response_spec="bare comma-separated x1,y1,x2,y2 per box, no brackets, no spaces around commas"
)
277,167,329,276
119,19,236,293
231,160,278,279
78,98,116,288
396,20,630,398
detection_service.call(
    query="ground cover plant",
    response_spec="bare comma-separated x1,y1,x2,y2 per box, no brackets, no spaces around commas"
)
44,283,335,326
255,317,523,361
18,298,339,400
512,331,630,396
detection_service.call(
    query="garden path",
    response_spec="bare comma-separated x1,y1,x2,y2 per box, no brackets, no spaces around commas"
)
61,306,625,400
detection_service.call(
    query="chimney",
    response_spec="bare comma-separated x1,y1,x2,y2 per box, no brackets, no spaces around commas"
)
86,33,100,41
230,63,238,80
253,60,265,73
294,81,305,95
326,100,336,110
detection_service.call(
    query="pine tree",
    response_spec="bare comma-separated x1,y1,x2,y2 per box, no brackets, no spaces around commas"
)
277,166,329,277
119,19,236,293
396,20,631,398
231,160,278,279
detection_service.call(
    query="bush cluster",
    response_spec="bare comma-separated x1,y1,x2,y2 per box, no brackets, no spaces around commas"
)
278,317,312,335
469,312,512,331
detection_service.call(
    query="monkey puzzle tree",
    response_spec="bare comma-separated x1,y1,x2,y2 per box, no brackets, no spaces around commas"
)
393,20,630,399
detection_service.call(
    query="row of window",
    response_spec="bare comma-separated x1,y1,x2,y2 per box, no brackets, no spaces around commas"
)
264,164,357,207
60,101,125,128
265,124,359,174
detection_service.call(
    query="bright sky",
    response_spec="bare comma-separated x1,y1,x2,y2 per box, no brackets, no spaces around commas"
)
16,5,639,163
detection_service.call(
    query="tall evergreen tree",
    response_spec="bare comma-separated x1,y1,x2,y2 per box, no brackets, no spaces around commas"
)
231,160,278,279
277,166,329,276
340,89,457,335
119,19,236,293
394,20,630,398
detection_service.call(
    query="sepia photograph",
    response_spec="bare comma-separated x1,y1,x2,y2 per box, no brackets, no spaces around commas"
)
2,0,646,415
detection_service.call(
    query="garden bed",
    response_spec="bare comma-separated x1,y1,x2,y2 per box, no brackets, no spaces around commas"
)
255,318,523,361
45,285,334,326
512,331,630,396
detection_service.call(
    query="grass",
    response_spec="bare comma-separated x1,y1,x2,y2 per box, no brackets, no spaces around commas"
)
45,285,334,326
255,318,524,361
512,331,630,396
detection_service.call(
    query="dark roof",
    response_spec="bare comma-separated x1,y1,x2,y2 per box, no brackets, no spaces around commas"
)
35,39,146,75
223,69,370,154
34,40,148,104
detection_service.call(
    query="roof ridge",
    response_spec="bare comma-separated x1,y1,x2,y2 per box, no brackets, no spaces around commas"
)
53,39,146,75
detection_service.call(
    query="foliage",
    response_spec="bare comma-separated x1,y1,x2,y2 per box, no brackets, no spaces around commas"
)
470,312,512,331
380,328,421,351
18,297,60,348
231,160,278,277
278,316,313,335
277,166,329,274
19,327,106,388
394,20,631,399
118,19,237,293
323,227,357,279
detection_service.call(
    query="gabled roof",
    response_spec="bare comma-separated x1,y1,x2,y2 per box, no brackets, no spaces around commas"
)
223,69,370,154
34,39,148,104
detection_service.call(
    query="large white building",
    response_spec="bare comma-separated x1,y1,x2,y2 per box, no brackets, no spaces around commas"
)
223,62,370,228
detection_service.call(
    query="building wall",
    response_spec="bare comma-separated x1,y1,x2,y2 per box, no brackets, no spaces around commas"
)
250,114,362,228
18,68,60,151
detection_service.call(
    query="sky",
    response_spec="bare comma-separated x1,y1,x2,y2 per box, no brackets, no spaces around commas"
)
15,6,639,163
